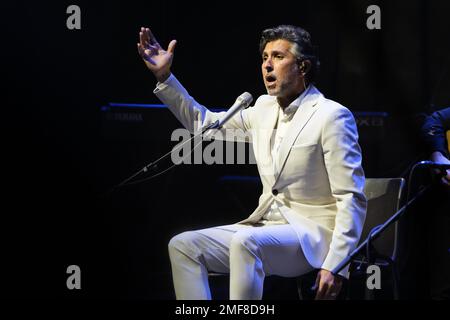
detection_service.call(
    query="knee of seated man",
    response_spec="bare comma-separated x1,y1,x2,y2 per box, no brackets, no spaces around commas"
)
168,231,200,255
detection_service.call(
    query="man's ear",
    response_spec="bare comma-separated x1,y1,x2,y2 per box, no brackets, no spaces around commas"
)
299,60,311,76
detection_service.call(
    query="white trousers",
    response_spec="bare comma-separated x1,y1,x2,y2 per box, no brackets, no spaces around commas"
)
168,223,314,300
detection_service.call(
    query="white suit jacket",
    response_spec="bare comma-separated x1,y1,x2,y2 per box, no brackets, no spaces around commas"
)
154,74,367,278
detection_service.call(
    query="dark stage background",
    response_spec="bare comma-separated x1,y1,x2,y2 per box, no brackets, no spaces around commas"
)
2,0,450,300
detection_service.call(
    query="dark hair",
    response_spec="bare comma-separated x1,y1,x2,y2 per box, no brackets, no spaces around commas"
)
259,25,320,84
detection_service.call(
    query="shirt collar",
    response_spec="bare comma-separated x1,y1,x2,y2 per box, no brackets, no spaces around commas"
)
280,85,311,118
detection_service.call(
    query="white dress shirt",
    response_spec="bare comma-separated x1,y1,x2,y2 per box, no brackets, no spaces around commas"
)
260,86,311,224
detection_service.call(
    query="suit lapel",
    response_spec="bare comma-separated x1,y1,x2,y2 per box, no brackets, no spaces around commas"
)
256,99,279,183
274,86,323,183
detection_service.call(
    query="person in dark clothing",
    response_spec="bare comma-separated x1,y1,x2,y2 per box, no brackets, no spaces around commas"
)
421,107,450,185
420,107,450,299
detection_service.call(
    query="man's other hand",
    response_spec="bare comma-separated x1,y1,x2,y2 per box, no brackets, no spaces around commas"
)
314,269,344,300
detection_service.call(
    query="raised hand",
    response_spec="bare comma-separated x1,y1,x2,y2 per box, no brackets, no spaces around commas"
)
137,27,177,82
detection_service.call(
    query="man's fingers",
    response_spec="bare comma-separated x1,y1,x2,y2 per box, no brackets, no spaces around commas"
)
139,30,148,48
137,42,143,53
311,272,320,291
146,28,161,48
141,27,150,43
139,27,165,52
137,43,150,58
137,43,146,58
315,284,326,300
167,40,177,54
140,27,157,49
137,43,156,65
314,276,327,300
324,283,340,300
137,42,157,56
145,27,153,42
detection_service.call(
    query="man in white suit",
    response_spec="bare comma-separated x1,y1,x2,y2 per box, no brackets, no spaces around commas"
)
137,25,367,300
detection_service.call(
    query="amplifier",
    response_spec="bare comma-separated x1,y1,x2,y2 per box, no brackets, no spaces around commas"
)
101,103,389,142
100,103,227,142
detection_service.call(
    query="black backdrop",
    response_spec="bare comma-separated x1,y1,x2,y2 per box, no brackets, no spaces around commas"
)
2,0,450,299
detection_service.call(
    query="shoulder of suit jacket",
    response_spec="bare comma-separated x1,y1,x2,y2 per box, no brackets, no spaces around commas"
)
253,94,277,107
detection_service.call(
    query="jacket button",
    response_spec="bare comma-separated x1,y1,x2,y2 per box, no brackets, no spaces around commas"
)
272,189,278,196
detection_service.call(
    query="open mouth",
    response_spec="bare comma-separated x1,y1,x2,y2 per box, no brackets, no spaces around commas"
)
265,75,277,87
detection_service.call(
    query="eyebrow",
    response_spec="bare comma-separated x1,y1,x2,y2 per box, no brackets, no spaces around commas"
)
262,50,286,57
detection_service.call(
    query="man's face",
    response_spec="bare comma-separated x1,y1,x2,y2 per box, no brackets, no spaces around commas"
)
261,39,304,100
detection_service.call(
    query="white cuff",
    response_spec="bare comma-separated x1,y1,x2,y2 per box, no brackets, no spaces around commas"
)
321,249,350,279
153,73,175,94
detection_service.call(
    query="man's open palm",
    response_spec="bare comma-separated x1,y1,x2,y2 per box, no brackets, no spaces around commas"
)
137,27,177,82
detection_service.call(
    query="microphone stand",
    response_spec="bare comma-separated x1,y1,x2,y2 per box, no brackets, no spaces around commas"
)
104,92,253,195
332,185,430,275
105,120,219,194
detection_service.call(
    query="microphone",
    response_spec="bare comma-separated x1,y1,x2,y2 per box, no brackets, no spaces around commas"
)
209,92,253,130
417,160,450,170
